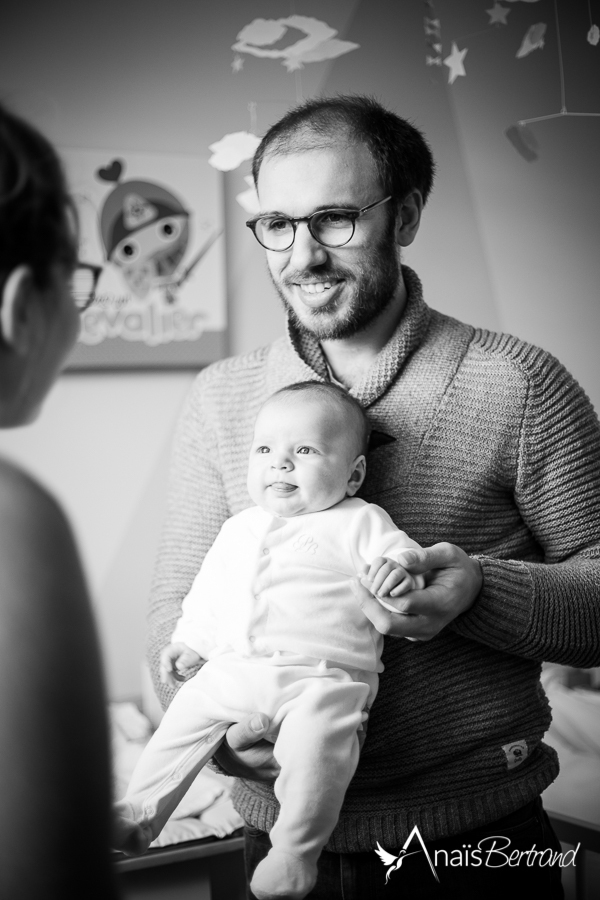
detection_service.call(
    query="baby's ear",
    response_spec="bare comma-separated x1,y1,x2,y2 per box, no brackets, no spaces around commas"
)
346,455,366,496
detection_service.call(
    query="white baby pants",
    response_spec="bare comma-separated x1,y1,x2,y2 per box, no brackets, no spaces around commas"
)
116,651,377,864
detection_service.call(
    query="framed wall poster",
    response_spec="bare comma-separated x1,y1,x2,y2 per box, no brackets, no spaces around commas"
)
61,149,227,370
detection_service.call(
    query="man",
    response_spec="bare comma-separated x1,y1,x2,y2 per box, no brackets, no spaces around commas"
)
148,96,600,897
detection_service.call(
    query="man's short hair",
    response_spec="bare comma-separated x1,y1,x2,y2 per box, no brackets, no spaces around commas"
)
0,103,77,294
267,381,370,456
252,94,436,207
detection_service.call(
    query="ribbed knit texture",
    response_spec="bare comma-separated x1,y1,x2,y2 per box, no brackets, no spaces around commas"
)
147,267,600,851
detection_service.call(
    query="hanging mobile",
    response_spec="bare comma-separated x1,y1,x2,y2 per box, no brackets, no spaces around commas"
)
506,0,600,160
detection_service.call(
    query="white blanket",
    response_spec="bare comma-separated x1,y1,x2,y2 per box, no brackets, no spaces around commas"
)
541,666,600,826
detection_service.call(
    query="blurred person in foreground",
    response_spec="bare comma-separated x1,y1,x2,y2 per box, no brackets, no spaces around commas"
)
0,103,119,898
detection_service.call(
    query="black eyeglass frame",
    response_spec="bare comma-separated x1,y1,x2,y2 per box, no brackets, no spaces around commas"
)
70,261,103,312
246,195,393,252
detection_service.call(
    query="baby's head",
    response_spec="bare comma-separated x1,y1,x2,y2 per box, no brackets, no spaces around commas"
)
247,382,369,517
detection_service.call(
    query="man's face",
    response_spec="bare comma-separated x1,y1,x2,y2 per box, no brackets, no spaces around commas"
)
256,144,401,340
247,395,362,517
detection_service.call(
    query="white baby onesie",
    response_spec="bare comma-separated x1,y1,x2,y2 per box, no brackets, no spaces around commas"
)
116,498,423,887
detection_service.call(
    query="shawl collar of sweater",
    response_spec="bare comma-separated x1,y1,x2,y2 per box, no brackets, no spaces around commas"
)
283,265,431,408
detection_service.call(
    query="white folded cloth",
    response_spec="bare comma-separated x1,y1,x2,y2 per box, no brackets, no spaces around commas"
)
541,666,600,826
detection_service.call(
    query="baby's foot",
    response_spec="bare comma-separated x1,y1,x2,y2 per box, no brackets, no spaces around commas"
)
250,848,318,900
112,813,152,857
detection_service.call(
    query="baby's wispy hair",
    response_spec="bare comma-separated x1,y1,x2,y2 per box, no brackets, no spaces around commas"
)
265,381,370,457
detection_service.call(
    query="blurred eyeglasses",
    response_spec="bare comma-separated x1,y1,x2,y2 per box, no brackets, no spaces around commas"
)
69,262,102,312
246,196,392,252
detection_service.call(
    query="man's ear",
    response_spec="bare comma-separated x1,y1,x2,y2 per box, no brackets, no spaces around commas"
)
346,454,367,497
394,189,424,248
0,266,36,353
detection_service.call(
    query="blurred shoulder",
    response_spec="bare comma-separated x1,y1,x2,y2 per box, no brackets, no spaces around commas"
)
0,456,74,559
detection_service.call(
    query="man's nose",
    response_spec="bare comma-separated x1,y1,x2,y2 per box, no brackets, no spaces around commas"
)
288,222,328,270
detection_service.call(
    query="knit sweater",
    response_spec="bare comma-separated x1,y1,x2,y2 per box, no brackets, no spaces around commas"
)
147,267,600,851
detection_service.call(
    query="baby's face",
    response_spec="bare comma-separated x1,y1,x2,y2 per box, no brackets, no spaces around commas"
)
247,395,365,517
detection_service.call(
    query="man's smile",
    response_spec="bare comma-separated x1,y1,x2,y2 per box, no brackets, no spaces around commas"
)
289,279,345,309
297,280,339,295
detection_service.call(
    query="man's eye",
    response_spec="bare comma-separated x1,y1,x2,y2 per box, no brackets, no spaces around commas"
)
264,218,291,233
317,211,351,228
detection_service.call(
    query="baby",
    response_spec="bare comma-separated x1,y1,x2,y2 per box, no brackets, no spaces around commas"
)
114,381,425,900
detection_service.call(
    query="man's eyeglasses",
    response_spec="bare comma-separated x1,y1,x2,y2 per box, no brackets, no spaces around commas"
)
69,262,102,312
246,196,392,252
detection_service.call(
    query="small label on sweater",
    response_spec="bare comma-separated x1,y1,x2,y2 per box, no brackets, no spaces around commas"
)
502,740,528,769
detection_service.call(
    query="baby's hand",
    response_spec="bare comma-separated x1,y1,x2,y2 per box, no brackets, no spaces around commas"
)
160,642,202,687
361,556,424,610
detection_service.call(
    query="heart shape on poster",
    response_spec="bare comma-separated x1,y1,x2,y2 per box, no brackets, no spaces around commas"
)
97,159,123,182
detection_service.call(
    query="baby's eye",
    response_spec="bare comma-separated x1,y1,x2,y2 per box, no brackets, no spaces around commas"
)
256,446,270,454
297,446,315,454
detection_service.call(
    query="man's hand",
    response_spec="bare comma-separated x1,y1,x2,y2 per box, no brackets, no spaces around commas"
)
353,543,482,641
212,713,280,782
160,642,202,687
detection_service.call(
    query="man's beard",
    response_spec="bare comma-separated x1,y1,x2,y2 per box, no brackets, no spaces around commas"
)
270,220,400,341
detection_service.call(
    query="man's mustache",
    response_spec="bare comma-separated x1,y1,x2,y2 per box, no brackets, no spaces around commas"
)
282,265,353,285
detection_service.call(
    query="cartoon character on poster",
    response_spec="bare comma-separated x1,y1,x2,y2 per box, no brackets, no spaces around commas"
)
96,159,217,305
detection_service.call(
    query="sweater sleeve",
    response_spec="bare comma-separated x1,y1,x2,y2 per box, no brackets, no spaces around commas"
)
146,372,231,709
451,350,600,665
